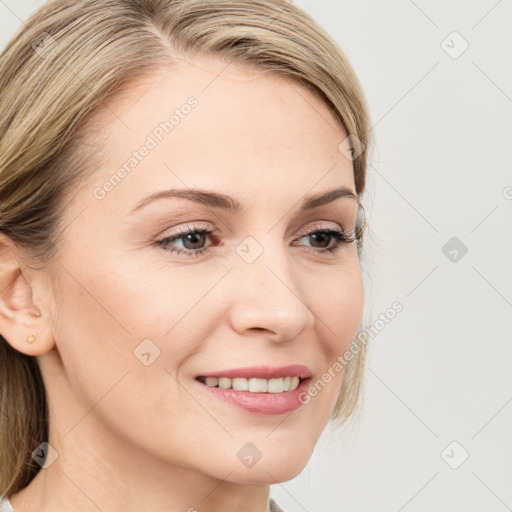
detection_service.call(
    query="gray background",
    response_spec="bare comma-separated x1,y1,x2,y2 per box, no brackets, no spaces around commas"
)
1,1,511,511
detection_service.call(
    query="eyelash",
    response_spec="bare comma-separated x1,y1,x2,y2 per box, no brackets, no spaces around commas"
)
155,224,357,257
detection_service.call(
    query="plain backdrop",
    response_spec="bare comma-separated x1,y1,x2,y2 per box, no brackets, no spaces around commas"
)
1,1,511,511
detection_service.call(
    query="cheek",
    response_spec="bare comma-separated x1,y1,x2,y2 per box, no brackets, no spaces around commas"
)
311,264,364,352
50,253,226,398
49,267,138,402
48,261,207,458
304,264,364,408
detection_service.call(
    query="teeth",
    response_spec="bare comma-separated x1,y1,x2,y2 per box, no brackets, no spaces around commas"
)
249,378,267,392
218,377,231,389
232,378,248,391
200,376,301,393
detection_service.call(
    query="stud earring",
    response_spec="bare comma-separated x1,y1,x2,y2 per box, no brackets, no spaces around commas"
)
26,333,36,344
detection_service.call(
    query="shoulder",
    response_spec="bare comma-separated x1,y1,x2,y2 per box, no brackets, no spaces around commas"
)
269,497,286,512
0,495,14,512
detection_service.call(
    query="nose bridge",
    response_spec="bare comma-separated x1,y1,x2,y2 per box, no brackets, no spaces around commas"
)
236,234,294,293
227,234,315,339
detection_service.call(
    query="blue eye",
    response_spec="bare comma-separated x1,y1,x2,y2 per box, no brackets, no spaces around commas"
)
155,226,356,257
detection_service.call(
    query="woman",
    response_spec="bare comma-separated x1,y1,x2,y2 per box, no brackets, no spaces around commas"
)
0,0,372,510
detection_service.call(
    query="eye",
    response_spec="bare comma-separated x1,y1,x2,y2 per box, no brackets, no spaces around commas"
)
294,228,356,254
155,225,218,257
154,224,357,258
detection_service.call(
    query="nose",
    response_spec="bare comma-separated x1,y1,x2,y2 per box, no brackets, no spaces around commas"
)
226,239,315,343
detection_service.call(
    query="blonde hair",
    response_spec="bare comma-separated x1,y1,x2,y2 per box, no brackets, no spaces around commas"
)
0,0,372,496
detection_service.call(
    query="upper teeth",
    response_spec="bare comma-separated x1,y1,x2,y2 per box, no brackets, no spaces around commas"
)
201,376,301,393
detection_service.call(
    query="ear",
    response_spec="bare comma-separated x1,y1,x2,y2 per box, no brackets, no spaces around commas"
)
0,233,55,356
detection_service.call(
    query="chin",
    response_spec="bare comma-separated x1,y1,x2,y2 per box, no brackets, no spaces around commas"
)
219,441,314,485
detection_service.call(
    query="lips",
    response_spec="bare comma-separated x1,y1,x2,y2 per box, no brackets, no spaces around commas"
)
194,371,313,415
195,364,312,380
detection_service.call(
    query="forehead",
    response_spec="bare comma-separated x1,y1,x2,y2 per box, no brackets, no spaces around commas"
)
73,56,354,216
95,55,346,148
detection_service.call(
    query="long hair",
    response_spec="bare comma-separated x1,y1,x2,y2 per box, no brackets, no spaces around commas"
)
0,0,372,496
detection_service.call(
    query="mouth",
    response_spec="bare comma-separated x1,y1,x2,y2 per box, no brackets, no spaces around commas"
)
193,365,313,415
195,375,308,393
195,364,312,393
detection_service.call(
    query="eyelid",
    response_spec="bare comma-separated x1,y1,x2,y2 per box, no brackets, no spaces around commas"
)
159,220,213,237
295,220,349,237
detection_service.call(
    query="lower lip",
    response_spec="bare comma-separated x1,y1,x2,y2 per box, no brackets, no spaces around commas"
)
194,377,312,415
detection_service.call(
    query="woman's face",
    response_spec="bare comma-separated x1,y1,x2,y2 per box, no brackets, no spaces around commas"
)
40,56,364,483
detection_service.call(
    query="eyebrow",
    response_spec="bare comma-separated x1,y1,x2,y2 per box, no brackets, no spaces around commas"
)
128,186,359,215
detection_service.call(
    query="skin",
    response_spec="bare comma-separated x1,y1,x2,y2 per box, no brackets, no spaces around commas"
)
0,55,364,511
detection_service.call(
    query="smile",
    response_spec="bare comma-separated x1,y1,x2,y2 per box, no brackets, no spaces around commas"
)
196,376,302,393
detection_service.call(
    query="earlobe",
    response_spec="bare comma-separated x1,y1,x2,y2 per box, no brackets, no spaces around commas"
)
0,234,54,356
